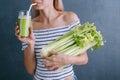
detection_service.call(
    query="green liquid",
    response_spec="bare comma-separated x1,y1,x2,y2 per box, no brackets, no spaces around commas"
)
18,16,31,37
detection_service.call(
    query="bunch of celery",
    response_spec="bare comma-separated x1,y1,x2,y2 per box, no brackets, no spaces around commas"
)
40,22,104,57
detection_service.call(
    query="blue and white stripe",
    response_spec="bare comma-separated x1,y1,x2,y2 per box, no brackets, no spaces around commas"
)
22,19,80,80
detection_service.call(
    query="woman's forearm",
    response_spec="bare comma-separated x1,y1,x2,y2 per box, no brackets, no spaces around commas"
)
24,44,36,75
67,52,88,65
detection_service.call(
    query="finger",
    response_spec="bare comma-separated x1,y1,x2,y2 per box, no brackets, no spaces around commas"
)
44,62,57,70
29,26,34,38
15,31,19,36
44,61,54,67
29,23,33,34
15,26,20,36
29,27,32,35
49,50,58,55
15,22,19,30
43,56,53,61
48,66,59,71
18,36,28,43
16,22,18,25
15,25,19,31
17,36,24,41
15,29,20,36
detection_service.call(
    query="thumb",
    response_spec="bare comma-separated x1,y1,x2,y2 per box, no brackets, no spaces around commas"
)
29,26,35,40
28,26,32,38
29,26,33,35
49,50,58,55
29,23,34,35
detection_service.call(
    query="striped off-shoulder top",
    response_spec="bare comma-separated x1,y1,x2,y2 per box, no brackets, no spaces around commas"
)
22,19,81,80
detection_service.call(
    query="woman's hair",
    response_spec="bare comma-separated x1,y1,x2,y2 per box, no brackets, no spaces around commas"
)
33,0,64,17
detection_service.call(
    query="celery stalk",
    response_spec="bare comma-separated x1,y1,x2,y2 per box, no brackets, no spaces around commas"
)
40,22,104,57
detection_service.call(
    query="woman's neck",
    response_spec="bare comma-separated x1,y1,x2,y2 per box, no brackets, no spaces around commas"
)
38,6,59,24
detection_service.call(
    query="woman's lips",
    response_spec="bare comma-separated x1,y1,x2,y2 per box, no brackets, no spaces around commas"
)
35,2,41,4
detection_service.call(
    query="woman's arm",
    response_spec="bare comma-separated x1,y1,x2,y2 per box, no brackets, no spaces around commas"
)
43,51,88,71
15,24,36,75
63,12,88,65
24,43,36,75
67,52,88,65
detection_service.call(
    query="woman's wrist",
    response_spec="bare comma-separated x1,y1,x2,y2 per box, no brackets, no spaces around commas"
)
28,42,34,46
28,40,35,45
24,43,35,55
28,43,35,49
25,42,35,51
65,55,76,65
64,55,74,65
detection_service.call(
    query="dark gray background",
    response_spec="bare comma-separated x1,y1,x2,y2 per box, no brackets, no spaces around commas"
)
0,0,120,80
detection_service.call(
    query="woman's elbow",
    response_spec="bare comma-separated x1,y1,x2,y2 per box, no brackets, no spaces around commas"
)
83,56,88,64
24,62,36,75
80,52,88,65
26,68,35,75
76,56,88,65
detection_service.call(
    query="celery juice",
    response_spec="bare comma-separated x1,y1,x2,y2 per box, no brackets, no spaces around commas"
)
18,11,31,38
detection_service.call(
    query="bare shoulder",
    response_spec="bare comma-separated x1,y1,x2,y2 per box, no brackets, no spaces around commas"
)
62,11,79,24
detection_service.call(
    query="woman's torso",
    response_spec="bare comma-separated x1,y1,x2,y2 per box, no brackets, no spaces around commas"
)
30,11,79,80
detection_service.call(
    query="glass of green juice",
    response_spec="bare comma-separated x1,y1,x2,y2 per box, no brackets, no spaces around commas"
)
18,10,31,38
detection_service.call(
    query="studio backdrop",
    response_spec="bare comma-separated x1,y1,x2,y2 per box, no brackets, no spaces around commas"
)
0,0,120,80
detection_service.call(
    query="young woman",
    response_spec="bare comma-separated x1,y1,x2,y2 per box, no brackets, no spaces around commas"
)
15,0,88,80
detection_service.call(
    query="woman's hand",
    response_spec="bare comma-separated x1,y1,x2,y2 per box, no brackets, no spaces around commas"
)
15,22,35,45
43,51,70,71
43,51,88,71
15,23,36,75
